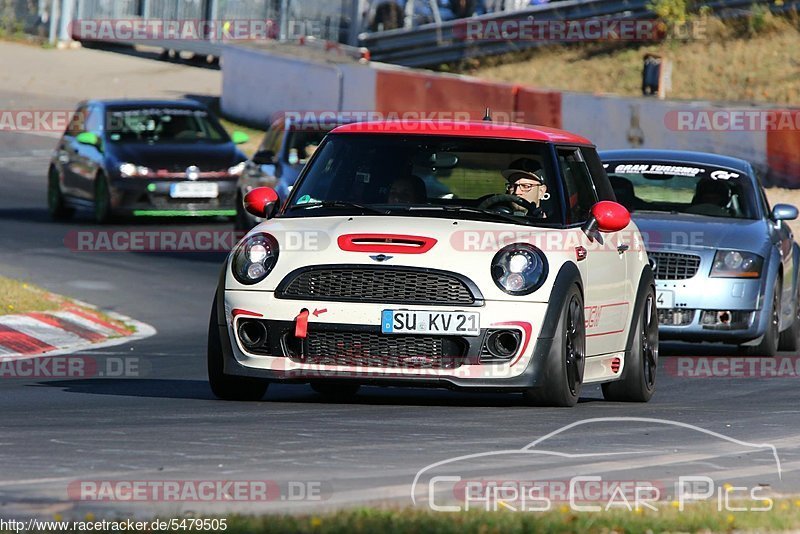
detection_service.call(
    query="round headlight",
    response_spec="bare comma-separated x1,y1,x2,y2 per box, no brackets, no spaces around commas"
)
491,244,548,295
232,233,279,285
722,251,743,269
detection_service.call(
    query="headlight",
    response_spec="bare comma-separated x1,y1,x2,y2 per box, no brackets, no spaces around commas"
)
491,243,548,295
228,161,246,176
231,233,279,285
119,163,151,177
710,250,763,278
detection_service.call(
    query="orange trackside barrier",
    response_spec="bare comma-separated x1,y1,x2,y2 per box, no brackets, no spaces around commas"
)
514,86,563,129
766,109,800,187
374,69,516,120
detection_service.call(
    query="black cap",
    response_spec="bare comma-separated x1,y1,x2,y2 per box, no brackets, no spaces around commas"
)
502,158,545,184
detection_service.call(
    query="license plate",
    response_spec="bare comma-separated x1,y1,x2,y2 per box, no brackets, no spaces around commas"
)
656,290,674,308
381,310,480,336
169,181,218,198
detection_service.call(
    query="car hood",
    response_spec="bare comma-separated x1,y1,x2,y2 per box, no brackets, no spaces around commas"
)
227,215,584,303
110,142,244,171
633,211,770,253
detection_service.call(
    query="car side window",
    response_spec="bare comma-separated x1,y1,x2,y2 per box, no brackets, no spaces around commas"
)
84,106,103,135
580,147,615,201
259,128,277,153
558,147,598,224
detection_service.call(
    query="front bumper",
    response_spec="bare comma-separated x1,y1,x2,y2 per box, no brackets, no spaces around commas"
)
109,177,238,216
655,276,765,343
221,290,551,388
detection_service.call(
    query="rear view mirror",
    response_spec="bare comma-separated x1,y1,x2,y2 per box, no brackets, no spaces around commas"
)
582,201,631,240
231,131,250,145
593,201,631,232
244,187,279,220
413,152,459,169
75,131,100,147
772,204,798,221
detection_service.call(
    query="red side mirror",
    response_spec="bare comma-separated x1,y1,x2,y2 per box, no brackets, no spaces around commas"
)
592,201,630,232
243,187,279,219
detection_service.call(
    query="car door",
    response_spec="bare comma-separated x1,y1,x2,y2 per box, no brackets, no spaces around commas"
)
60,105,87,195
756,173,794,315
71,105,104,199
557,146,631,356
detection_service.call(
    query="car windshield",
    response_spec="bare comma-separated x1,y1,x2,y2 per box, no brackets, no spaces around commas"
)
604,160,759,219
284,134,562,225
105,107,230,144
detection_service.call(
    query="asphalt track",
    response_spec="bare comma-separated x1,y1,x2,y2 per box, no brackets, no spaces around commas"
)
2,114,800,521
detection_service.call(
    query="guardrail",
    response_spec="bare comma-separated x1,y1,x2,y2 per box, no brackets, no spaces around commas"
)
360,0,800,67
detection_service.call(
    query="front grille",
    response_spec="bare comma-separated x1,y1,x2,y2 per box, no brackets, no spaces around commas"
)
288,331,466,369
658,308,695,326
649,252,701,280
277,267,478,305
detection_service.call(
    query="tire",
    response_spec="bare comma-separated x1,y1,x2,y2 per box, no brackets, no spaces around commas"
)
779,281,800,352
93,173,114,224
741,284,780,357
310,382,361,400
47,166,74,221
602,278,658,402
523,284,585,407
208,295,269,401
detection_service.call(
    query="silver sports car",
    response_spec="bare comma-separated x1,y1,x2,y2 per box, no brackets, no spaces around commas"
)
600,149,799,356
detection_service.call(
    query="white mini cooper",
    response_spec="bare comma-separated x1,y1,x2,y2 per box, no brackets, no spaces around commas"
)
208,120,657,406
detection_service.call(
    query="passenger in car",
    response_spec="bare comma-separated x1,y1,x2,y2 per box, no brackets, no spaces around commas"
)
387,174,428,204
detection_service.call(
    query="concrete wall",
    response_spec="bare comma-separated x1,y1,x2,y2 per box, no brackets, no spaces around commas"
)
221,44,798,184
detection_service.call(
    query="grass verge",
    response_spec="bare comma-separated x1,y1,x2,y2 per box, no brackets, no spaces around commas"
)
0,275,134,333
218,502,800,533
23,501,800,534
468,14,800,105
0,275,62,316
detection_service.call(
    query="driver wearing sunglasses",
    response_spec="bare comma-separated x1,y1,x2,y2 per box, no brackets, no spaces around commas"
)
502,158,549,218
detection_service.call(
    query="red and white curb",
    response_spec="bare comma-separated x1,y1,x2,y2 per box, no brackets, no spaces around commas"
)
0,305,155,359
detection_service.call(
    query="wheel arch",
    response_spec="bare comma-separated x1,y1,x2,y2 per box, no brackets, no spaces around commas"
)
537,261,583,340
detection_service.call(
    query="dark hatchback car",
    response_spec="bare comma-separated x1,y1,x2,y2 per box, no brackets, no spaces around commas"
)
235,115,454,230
48,99,250,223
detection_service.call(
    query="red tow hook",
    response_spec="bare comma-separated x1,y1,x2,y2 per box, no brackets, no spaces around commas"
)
294,309,310,360
295,309,310,338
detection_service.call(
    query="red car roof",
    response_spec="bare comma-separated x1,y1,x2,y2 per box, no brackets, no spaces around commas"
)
330,120,593,145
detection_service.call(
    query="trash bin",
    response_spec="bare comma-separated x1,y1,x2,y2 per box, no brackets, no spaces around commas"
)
642,53,662,96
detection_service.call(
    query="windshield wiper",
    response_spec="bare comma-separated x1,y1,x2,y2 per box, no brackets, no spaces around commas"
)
287,201,390,215
407,205,531,225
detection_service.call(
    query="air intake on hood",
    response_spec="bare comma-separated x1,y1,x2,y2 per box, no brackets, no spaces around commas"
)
337,234,437,254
